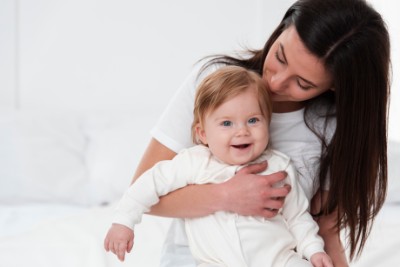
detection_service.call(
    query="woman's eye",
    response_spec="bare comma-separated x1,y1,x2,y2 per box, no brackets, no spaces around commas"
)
274,51,285,64
297,78,313,90
221,121,232,127
248,118,259,124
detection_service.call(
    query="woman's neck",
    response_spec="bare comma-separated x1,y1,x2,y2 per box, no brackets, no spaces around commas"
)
272,101,305,113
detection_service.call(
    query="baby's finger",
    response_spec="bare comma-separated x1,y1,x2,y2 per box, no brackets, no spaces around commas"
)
127,239,134,253
117,242,127,261
110,242,117,254
104,238,110,251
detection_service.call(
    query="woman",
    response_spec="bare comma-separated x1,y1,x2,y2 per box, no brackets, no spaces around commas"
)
131,0,390,266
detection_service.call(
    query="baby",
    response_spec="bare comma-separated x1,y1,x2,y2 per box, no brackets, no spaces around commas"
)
104,66,333,267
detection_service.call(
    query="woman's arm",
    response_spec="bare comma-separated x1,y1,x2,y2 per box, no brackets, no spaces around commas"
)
131,138,177,182
132,138,291,219
312,190,349,267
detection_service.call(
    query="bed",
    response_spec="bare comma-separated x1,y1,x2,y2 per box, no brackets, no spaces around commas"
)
0,109,399,266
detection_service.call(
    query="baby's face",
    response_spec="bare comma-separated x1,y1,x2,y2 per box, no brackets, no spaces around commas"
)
196,89,269,165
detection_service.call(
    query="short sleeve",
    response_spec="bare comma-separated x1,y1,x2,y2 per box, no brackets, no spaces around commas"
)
151,62,220,153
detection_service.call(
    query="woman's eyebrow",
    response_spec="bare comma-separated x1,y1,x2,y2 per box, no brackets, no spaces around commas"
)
279,44,288,63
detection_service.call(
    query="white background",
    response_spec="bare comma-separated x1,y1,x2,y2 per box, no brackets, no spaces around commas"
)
0,0,398,141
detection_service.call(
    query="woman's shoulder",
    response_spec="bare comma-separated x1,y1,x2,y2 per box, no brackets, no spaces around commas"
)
150,61,228,154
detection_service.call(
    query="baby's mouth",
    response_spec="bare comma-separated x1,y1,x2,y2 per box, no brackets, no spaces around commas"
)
232,144,251,149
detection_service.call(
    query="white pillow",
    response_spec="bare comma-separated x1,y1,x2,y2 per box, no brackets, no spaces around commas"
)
386,140,400,203
82,110,153,205
0,109,91,205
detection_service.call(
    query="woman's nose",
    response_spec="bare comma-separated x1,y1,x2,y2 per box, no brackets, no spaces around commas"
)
269,72,289,92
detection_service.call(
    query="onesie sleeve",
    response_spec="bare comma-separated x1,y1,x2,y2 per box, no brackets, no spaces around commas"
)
112,148,202,229
281,162,325,260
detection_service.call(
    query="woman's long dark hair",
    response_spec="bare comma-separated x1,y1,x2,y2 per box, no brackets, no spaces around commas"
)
203,0,390,260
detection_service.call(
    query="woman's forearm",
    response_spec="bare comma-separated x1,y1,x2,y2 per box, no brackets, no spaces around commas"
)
317,212,349,267
131,138,177,184
148,183,226,218
313,190,349,267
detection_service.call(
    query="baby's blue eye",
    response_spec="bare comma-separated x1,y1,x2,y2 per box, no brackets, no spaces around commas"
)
222,121,232,127
248,118,258,124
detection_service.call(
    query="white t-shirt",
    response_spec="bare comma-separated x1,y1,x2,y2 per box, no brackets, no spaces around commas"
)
114,146,324,266
150,63,335,267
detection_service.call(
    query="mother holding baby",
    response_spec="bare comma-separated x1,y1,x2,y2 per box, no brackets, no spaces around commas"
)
130,0,390,266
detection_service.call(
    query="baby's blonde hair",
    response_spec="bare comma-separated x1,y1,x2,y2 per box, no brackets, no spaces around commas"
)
192,65,272,144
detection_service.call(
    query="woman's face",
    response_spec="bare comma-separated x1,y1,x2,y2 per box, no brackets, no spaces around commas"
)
263,26,333,109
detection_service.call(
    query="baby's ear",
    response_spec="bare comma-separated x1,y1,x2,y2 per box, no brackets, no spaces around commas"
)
195,123,208,145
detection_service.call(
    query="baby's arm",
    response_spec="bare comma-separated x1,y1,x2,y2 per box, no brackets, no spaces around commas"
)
310,252,334,267
280,162,326,261
104,223,134,262
112,148,199,229
104,148,199,260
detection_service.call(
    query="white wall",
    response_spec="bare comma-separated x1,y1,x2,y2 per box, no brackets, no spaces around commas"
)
0,0,398,140
368,0,400,142
0,0,16,109
0,0,292,113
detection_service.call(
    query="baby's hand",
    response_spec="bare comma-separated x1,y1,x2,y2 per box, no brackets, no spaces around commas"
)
310,252,334,267
104,223,134,261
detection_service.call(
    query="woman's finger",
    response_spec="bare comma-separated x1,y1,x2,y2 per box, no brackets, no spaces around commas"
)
261,171,288,186
268,184,291,198
236,161,268,175
263,197,285,210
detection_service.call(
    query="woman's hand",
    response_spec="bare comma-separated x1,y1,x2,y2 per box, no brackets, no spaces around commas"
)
219,161,291,218
310,252,334,267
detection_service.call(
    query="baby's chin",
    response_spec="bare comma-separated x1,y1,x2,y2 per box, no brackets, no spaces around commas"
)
223,154,260,166
211,145,264,165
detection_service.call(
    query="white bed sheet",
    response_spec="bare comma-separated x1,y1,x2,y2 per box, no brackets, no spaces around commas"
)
0,203,172,267
350,203,400,267
0,203,399,267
